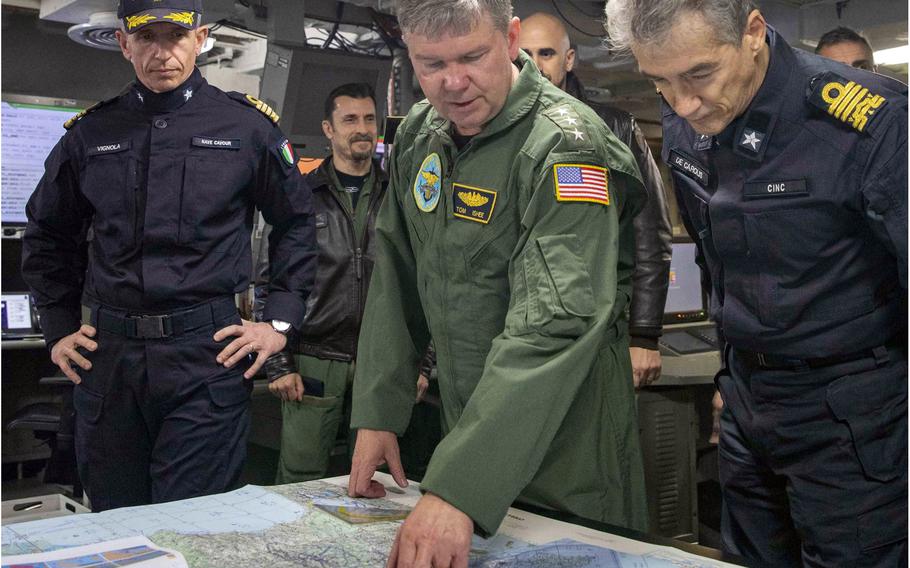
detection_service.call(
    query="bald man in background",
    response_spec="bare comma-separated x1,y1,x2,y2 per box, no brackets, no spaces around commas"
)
521,12,672,388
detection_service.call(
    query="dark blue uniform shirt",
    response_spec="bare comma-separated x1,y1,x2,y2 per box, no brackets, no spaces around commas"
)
23,69,316,346
662,26,907,358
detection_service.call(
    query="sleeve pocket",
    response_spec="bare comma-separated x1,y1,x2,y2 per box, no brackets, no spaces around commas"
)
826,362,907,482
520,234,596,337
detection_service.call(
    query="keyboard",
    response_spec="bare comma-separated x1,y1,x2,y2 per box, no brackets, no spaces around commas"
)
659,324,720,355
686,326,718,348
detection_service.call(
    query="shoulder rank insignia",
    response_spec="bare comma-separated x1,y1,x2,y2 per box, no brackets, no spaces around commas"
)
63,100,106,130
231,93,280,124
414,153,442,212
543,104,591,149
553,163,609,206
808,71,887,135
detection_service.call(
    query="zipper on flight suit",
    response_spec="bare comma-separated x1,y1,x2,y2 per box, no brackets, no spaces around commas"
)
436,137,465,417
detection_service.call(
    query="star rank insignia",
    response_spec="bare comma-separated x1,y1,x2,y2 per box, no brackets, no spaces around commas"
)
740,129,763,152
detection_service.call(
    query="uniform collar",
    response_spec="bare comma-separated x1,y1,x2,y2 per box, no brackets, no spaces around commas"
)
429,49,543,142
716,25,796,162
129,67,205,113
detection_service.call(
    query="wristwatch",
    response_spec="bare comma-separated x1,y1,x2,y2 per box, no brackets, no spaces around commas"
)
271,319,292,335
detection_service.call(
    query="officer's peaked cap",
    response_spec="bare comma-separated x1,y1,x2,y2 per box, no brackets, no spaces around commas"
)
117,0,203,33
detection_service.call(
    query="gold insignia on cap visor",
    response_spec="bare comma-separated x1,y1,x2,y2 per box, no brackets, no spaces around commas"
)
126,13,158,29
163,11,195,25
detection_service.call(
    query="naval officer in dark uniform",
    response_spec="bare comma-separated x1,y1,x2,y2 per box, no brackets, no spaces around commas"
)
22,0,317,511
604,1,907,566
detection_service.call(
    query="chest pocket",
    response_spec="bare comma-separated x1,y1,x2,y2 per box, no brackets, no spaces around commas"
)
179,153,253,248
742,205,874,328
82,153,141,257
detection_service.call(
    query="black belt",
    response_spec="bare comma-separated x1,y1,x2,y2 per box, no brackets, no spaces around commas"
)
734,344,892,371
91,297,237,339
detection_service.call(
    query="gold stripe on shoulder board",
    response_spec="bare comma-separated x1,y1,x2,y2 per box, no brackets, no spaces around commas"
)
809,71,887,134
244,94,280,124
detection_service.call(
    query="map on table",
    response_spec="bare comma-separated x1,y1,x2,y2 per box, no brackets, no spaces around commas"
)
2,482,721,567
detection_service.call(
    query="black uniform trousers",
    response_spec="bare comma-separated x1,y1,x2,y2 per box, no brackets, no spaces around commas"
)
73,297,252,512
716,344,907,567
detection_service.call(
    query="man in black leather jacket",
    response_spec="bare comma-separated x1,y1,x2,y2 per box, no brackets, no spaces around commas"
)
521,12,672,387
255,83,391,482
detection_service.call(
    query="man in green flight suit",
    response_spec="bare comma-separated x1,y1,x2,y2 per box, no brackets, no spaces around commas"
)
347,1,649,565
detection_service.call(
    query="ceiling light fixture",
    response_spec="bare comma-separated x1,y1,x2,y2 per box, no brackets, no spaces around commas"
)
874,45,909,65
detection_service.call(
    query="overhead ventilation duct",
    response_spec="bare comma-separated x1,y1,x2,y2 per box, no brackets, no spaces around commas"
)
67,11,120,51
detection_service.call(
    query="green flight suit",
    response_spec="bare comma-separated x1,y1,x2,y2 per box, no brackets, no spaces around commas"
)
351,51,649,536
276,161,378,484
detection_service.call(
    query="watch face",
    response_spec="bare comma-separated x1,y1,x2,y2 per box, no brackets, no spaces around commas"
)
272,320,292,333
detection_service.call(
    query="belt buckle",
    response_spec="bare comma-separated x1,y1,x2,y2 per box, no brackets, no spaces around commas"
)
131,314,171,339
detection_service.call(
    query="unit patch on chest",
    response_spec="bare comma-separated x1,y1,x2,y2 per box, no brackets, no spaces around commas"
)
414,153,443,212
452,184,496,224
808,71,888,135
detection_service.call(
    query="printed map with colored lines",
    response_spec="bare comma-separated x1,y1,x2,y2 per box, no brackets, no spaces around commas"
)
2,480,726,567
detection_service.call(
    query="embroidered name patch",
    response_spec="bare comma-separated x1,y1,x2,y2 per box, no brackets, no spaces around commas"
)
553,164,609,205
808,71,888,135
87,140,131,156
192,136,241,150
744,179,808,198
453,184,496,224
668,150,710,187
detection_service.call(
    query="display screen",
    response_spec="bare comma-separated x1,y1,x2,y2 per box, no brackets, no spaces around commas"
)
2,100,83,225
1,293,33,332
665,241,705,316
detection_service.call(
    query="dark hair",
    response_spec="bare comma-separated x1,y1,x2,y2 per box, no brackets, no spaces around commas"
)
815,26,872,54
324,83,376,122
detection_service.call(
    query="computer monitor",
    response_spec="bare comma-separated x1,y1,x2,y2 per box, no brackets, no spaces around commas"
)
258,45,392,157
2,94,91,227
664,239,708,324
1,292,40,338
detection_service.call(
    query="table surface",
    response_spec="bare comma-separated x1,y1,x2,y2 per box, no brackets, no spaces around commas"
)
2,473,750,567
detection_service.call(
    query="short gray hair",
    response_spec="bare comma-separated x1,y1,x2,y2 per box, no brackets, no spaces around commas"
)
396,0,512,38
604,0,757,53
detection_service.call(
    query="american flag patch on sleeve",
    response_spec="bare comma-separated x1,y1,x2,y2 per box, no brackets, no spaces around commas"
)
553,164,609,205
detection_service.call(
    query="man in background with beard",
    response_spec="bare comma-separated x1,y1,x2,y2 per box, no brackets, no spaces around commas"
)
256,83,392,483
